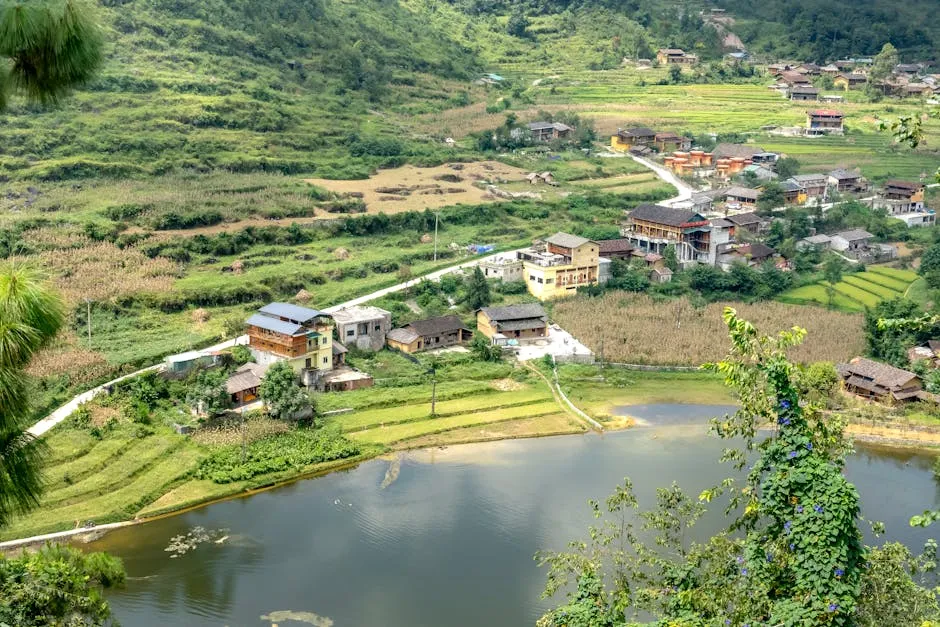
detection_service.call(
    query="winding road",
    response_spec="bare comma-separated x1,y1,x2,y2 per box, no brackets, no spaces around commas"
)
28,152,687,438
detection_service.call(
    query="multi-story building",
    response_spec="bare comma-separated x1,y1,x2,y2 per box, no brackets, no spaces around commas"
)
871,180,934,227
656,48,698,65
806,109,844,135
623,204,735,266
246,302,335,387
519,232,602,300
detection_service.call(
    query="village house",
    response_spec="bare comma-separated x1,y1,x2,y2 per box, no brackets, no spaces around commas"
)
246,303,335,388
789,85,819,101
717,242,780,270
623,204,734,266
908,342,940,368
820,94,844,104
724,212,765,234
527,121,573,142
776,70,812,87
596,239,636,260
781,178,806,205
741,164,777,181
830,229,873,253
796,234,832,251
827,168,865,192
871,180,935,227
796,63,821,75
896,63,924,76
791,173,828,199
477,303,548,345
519,232,603,300
386,315,473,354
654,132,691,152
331,305,392,352
649,266,673,283
725,186,761,208
657,48,698,65
806,109,844,135
902,83,934,98
479,254,525,282
611,127,657,152
820,64,841,76
837,357,927,403
225,362,267,407
834,73,867,90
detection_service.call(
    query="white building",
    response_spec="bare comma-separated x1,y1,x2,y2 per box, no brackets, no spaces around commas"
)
330,305,392,352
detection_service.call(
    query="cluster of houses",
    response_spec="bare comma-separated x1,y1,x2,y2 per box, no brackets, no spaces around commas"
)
797,229,897,262
768,59,937,99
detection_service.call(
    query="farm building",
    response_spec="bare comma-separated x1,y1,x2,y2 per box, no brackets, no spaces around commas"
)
480,254,525,282
596,239,636,260
225,362,267,407
791,173,828,199
789,86,820,101
477,304,548,345
623,204,734,266
654,132,691,152
834,73,867,90
386,316,473,354
830,229,873,253
796,234,832,251
725,186,761,208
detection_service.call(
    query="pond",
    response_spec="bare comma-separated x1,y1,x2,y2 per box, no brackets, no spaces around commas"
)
88,405,940,626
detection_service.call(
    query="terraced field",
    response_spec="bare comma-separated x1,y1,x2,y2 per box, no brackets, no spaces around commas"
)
333,381,580,446
779,267,918,312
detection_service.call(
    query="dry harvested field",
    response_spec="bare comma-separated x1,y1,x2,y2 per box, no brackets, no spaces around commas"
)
554,294,865,366
304,161,529,214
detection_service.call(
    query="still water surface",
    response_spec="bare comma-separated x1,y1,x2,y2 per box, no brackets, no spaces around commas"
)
89,404,940,626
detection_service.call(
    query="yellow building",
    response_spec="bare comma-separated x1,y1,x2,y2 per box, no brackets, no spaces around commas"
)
247,303,334,376
520,233,601,301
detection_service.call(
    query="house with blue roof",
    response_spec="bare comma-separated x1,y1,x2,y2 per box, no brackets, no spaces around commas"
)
246,303,337,387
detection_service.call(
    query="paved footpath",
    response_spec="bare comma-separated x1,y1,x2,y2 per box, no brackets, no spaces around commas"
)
28,250,522,438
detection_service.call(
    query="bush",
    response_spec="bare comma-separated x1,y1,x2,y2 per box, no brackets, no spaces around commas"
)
193,426,361,483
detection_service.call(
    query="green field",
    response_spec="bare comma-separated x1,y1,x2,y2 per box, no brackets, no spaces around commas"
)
778,267,917,312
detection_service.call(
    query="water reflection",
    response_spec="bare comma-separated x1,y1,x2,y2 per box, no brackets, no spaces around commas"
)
88,407,940,627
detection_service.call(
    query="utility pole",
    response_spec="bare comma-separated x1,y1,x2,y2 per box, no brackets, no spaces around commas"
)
431,375,437,417
240,404,247,465
433,211,440,262
85,299,92,346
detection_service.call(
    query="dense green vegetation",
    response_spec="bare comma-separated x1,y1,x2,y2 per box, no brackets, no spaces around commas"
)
720,0,940,62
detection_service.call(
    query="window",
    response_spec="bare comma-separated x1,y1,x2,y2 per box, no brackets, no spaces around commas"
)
529,275,536,281
322,337,327,345
546,278,554,284
537,278,543,284
323,357,328,364
374,324,381,331
305,358,312,368
346,329,355,337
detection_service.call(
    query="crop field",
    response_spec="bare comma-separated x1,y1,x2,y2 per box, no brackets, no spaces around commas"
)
553,293,866,365
778,268,917,312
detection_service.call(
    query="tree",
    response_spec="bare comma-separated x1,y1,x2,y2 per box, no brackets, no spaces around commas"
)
471,335,502,362
464,266,491,310
0,0,103,109
757,182,785,211
0,543,125,626
186,368,231,417
869,42,899,85
663,244,679,272
668,64,682,84
506,9,529,38
775,156,800,179
866,297,924,367
259,362,312,421
538,310,874,625
765,220,786,247
920,242,940,289
0,265,64,525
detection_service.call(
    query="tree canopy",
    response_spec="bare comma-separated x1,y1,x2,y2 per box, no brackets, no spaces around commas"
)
0,0,103,108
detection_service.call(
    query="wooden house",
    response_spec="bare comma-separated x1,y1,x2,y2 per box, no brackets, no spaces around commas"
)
247,303,334,376
837,357,925,403
806,109,844,135
527,121,574,142
834,73,867,90
386,316,472,354
225,362,267,406
657,48,698,65
611,127,657,152
477,304,548,345
654,132,691,152
828,168,864,192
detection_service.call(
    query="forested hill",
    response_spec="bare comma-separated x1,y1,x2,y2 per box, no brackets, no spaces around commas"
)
716,0,940,62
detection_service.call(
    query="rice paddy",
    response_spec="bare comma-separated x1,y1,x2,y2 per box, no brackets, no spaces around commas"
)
778,267,919,312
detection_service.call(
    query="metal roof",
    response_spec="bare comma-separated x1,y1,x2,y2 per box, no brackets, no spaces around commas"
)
258,302,325,324
387,328,420,344
247,314,305,336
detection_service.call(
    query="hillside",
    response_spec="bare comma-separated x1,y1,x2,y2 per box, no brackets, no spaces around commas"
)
0,0,481,181
717,0,940,62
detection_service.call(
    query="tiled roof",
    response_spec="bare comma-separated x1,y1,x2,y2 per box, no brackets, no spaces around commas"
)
726,186,760,201
828,168,859,180
387,328,419,344
725,212,761,226
833,229,873,242
630,204,701,227
713,143,765,159
840,357,919,390
225,362,267,394
619,127,657,138
480,303,547,322
597,239,635,254
407,315,469,337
